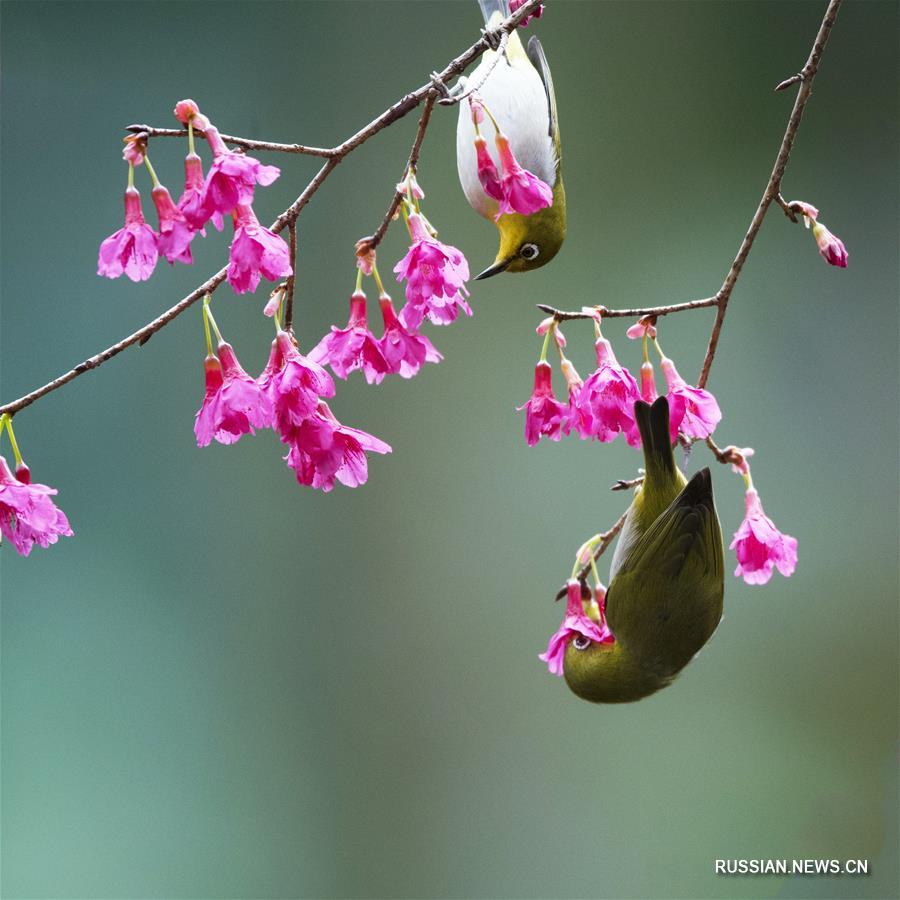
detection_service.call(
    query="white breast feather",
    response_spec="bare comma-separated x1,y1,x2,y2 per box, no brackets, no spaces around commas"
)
456,51,557,220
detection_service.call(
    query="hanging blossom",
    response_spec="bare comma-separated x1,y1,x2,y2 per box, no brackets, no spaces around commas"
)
227,203,293,295
394,211,471,328
519,360,569,446
178,151,223,233
571,313,641,445
200,123,280,221
377,291,442,379
492,133,553,219
309,289,390,384
151,183,195,265
659,356,721,440
786,199,848,268
284,401,391,492
728,451,798,585
811,221,848,268
194,340,273,447
259,329,335,437
539,580,614,676
0,453,72,557
97,181,159,282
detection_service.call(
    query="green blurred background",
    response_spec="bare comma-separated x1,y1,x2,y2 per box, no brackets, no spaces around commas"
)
2,2,897,897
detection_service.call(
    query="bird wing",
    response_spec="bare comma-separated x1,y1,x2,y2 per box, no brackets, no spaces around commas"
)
614,469,722,585
526,36,561,159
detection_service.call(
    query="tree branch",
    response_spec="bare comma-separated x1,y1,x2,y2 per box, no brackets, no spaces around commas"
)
125,125,336,158
358,91,438,254
0,0,543,419
536,297,719,322
697,0,843,388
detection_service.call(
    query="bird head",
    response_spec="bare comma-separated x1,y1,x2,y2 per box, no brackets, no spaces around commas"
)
475,192,567,279
563,632,669,704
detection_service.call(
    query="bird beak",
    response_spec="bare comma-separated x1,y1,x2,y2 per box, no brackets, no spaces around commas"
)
474,257,512,280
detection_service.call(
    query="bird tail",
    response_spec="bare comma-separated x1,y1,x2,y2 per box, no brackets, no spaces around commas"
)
634,396,677,485
478,0,509,26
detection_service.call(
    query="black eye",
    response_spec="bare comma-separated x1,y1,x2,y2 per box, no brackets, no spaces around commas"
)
520,243,540,260
572,634,592,651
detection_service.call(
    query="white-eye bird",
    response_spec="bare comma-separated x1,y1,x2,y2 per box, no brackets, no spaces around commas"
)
456,0,566,278
563,397,725,703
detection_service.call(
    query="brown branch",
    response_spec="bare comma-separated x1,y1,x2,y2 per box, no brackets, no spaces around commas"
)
125,125,336,157
553,510,629,601
697,0,843,388
0,0,543,419
437,31,510,106
536,297,719,322
358,91,438,254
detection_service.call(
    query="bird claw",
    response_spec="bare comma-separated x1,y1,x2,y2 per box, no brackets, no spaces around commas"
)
481,27,504,51
429,71,452,98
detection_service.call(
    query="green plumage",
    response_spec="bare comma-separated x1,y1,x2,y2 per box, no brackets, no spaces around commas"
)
563,397,725,704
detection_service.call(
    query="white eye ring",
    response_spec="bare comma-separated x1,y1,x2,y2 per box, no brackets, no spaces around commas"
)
572,634,592,651
520,242,540,260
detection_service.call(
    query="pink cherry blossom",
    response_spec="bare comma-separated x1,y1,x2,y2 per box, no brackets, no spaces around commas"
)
151,184,195,265
626,319,657,341
396,169,425,200
178,152,223,233
173,99,209,130
493,134,553,219
284,401,391,492
730,488,798,585
377,294,442,379
639,361,657,403
539,580,614,676
518,361,569,446
308,290,391,384
226,204,292,295
193,343,273,446
0,455,72,556
510,0,545,27
122,136,145,167
260,330,335,437
571,337,641,444
394,212,472,328
97,186,159,282
474,135,502,201
811,221,848,268
660,357,721,440
200,124,280,218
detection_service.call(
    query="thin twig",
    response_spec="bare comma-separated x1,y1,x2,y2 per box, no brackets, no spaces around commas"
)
126,125,336,157
611,476,644,492
554,510,629,601
697,0,843,388
284,222,298,333
536,297,719,322
438,31,509,106
358,91,438,254
0,0,543,418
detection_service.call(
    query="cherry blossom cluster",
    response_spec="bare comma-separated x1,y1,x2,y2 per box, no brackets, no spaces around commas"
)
188,170,471,494
467,95,553,220
519,312,722,448
98,100,291,298
0,414,72,557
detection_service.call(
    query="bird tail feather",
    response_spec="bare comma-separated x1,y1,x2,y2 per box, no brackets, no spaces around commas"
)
634,396,677,483
478,0,509,26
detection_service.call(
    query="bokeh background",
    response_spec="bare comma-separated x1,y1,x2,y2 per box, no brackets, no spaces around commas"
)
2,2,897,898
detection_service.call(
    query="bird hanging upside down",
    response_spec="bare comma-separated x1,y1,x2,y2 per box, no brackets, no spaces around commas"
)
456,0,566,278
562,397,726,703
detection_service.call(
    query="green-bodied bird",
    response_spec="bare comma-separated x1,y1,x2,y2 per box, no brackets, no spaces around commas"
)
563,397,725,703
456,0,566,278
